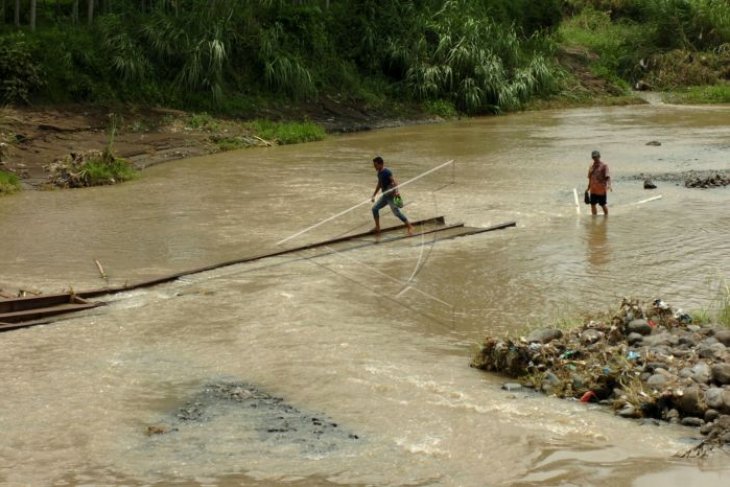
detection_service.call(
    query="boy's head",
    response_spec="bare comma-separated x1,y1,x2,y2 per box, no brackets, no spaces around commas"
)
372,156,384,169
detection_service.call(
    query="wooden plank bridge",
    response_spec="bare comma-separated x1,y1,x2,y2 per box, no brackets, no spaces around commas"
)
0,216,516,332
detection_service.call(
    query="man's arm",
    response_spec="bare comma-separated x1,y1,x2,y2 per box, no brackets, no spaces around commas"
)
371,181,381,202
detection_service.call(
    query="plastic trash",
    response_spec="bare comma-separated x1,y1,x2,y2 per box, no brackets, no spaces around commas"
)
580,391,597,403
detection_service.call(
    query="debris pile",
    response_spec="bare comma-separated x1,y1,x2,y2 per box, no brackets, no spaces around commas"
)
471,298,730,454
44,149,134,188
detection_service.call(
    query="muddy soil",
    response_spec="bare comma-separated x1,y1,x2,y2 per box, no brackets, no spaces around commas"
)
0,100,438,189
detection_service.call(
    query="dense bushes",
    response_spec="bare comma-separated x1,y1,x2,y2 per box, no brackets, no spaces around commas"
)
560,0,730,90
1,0,728,111
0,33,43,104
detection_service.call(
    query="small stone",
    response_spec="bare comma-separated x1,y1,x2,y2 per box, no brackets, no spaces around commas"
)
628,319,653,335
714,329,730,347
643,179,657,189
647,374,668,389
525,328,563,344
711,364,730,385
627,332,644,345
681,417,704,427
502,382,523,392
705,409,720,423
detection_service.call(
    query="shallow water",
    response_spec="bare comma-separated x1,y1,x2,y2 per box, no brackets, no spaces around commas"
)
1,103,730,486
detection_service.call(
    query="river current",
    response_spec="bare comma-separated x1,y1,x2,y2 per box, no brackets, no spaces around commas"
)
1,103,729,486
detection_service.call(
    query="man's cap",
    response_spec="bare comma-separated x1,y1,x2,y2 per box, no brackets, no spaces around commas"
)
591,150,600,158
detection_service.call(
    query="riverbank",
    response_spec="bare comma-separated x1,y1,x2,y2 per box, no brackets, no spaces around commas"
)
0,100,440,189
471,297,730,456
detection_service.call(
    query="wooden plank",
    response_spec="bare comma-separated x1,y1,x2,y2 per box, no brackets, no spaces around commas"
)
0,217,517,332
0,302,103,323
426,221,517,242
76,215,449,298
0,294,77,313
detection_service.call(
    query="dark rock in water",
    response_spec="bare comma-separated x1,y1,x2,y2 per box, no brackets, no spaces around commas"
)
646,140,661,146
643,179,657,189
685,173,730,188
681,417,705,427
680,415,730,458
155,381,359,456
526,328,563,344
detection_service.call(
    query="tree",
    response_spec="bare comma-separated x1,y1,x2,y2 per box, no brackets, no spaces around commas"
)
88,0,94,25
30,0,36,30
14,0,19,26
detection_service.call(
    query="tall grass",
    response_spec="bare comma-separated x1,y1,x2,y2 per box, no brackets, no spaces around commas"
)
247,120,326,145
0,170,21,195
387,0,560,113
716,280,730,327
78,156,138,186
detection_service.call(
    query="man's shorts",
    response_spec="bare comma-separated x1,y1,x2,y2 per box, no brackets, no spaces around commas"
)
590,193,607,206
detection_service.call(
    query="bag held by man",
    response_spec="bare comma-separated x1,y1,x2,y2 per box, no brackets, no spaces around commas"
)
394,193,404,208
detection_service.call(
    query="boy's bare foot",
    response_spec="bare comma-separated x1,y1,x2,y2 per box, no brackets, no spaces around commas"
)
406,224,414,236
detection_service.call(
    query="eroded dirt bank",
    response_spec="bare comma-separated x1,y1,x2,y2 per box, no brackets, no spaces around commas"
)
0,100,438,188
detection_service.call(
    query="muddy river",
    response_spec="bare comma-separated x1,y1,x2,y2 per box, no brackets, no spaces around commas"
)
1,102,729,486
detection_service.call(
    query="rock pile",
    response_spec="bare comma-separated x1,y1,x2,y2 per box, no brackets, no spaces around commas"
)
471,298,730,455
685,173,730,188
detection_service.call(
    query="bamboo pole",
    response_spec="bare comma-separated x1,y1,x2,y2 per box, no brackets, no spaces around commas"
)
276,159,456,246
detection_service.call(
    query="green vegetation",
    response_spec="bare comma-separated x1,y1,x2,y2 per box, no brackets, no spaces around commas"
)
45,149,138,188
559,0,730,94
0,170,21,194
0,0,565,115
248,120,326,145
79,152,138,186
1,0,728,117
663,83,730,104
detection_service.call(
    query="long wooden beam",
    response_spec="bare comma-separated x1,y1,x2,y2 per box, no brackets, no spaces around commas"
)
0,217,516,332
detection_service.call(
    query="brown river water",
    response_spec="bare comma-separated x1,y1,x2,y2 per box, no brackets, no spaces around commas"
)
1,103,729,486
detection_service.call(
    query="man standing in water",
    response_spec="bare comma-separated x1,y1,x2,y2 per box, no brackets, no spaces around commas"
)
371,156,414,236
587,150,611,215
